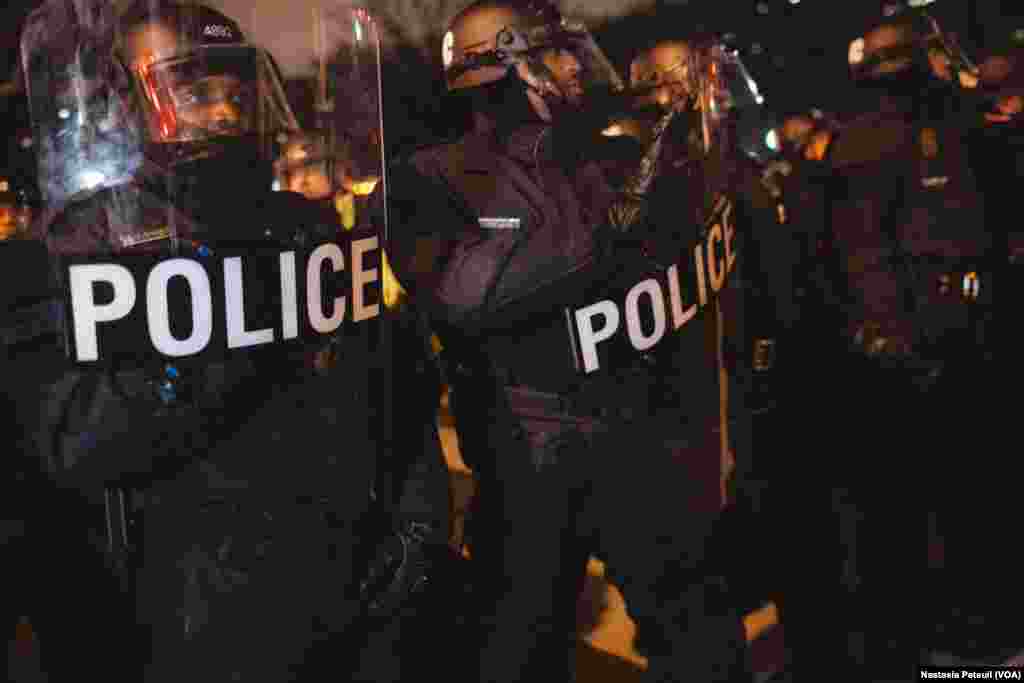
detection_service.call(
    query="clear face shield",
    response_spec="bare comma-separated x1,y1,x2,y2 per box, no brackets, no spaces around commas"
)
269,5,385,230
131,46,297,146
847,7,979,90
21,0,185,258
524,19,624,104
630,42,698,115
696,44,780,164
20,0,386,365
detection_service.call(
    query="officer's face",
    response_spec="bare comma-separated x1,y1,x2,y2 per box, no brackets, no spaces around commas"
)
280,142,334,200
864,26,912,76
171,74,246,137
631,43,691,112
286,164,333,200
540,48,584,104
125,23,247,140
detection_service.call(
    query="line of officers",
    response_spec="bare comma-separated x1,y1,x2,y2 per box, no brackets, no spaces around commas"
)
3,0,1023,681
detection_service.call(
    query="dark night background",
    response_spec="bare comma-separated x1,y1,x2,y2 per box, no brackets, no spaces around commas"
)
3,0,1024,156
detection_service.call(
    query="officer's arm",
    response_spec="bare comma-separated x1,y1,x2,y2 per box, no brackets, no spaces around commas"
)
387,158,640,338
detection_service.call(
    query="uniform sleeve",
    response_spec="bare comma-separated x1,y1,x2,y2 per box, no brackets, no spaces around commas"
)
386,155,641,339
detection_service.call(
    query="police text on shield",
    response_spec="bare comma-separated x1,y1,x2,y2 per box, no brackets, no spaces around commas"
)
66,238,379,362
569,200,736,374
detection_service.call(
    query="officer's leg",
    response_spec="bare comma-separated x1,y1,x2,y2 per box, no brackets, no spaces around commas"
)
837,358,922,676
591,421,751,682
470,401,591,683
753,381,856,679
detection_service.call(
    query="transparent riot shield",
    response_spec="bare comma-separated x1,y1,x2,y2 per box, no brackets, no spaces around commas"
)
691,42,753,506
22,0,384,366
22,4,389,679
260,3,385,224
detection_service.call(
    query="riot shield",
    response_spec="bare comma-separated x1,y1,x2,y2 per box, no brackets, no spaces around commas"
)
265,3,385,228
22,0,384,367
562,39,750,508
23,3,388,679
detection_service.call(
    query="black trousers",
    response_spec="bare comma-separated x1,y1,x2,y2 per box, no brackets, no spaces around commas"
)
457,382,751,683
740,353,928,681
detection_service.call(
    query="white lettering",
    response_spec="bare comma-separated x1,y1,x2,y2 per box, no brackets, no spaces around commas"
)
146,259,213,357
624,279,667,351
203,24,233,38
723,201,737,274
351,237,380,323
667,264,697,329
708,221,726,293
68,264,136,362
279,251,299,339
575,300,620,373
695,242,708,305
224,257,274,348
307,243,346,333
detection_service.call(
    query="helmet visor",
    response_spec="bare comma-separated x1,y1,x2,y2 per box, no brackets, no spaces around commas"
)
134,46,296,144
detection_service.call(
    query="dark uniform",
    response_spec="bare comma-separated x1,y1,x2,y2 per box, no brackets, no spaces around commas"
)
15,2,384,679
928,49,1024,662
802,8,990,676
389,7,752,679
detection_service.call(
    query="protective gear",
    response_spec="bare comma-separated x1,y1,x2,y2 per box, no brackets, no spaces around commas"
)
976,50,1024,125
783,11,990,673
388,31,753,682
17,2,385,680
118,2,296,160
630,40,698,114
847,6,978,93
826,100,989,363
442,0,622,114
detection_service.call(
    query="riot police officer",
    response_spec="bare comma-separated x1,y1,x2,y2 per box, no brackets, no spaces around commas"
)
926,46,1024,664
16,1,385,679
387,1,752,680
804,5,988,675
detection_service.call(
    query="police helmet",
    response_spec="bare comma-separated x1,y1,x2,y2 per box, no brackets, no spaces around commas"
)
116,1,297,166
441,0,622,112
847,6,977,90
